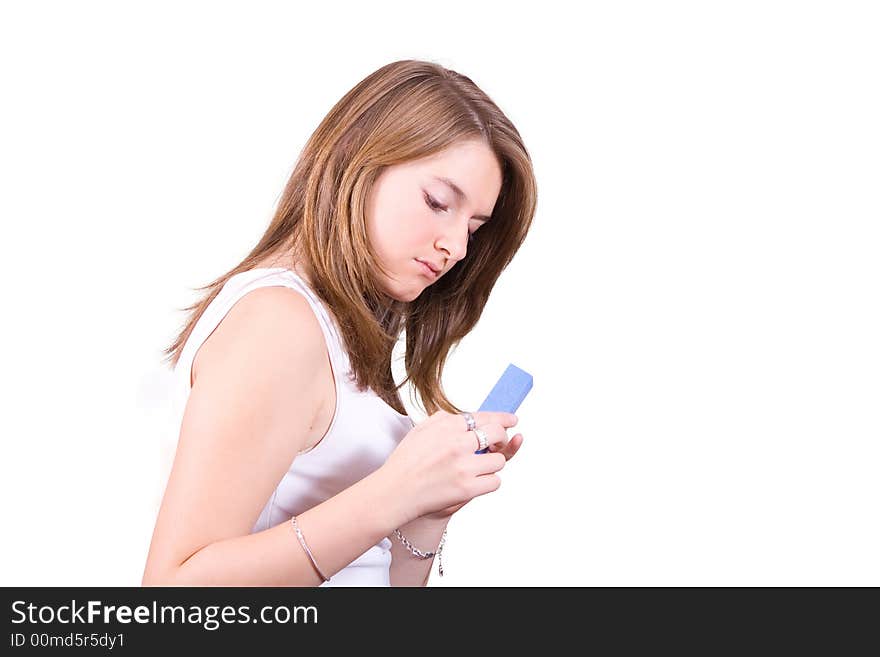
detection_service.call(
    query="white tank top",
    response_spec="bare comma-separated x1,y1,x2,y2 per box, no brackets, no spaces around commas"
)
166,267,415,586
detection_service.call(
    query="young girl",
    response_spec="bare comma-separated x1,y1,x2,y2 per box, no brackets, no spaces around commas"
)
142,59,537,586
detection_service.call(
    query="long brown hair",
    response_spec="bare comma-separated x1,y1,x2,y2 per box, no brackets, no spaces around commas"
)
163,59,538,416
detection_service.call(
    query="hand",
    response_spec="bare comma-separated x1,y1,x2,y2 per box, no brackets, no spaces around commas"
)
419,430,525,521
381,410,521,524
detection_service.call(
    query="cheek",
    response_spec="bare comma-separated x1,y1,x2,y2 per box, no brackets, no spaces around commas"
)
379,207,430,252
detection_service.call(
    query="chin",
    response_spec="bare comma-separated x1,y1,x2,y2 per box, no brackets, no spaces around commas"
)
380,281,423,303
396,288,423,303
379,267,436,302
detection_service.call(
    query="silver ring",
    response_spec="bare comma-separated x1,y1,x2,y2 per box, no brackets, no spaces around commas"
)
473,427,489,451
461,411,476,431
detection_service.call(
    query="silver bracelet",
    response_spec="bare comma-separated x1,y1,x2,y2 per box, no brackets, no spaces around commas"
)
290,516,330,582
393,528,448,577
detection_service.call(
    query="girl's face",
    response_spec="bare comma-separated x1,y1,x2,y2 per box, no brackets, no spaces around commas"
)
365,139,503,302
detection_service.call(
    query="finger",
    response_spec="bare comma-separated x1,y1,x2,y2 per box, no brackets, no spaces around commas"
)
486,426,512,453
496,433,523,460
474,411,518,429
479,424,510,452
468,452,506,476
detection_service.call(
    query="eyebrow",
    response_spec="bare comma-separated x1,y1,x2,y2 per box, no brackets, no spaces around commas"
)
432,176,493,222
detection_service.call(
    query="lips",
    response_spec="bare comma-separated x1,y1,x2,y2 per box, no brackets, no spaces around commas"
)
416,259,440,278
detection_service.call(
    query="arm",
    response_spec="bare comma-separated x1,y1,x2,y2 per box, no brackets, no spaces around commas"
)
154,468,405,586
142,287,411,586
389,516,450,587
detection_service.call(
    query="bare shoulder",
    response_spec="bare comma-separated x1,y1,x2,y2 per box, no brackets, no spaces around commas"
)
192,284,326,388
190,284,329,436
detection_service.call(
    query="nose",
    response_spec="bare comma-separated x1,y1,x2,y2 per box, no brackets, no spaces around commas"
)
435,216,470,263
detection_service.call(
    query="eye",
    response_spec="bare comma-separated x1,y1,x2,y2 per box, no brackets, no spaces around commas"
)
424,193,447,213
425,192,478,244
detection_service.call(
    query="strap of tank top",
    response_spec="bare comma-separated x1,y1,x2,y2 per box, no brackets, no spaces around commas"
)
277,270,350,369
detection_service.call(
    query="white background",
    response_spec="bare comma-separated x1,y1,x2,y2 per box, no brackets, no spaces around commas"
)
1,1,877,586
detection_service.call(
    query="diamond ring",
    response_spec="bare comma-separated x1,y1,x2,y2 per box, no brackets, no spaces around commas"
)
473,427,489,451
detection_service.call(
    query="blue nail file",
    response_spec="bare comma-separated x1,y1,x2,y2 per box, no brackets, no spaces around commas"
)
475,363,533,453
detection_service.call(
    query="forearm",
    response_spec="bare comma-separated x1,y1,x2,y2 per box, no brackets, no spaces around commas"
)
389,516,450,587
144,470,407,586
